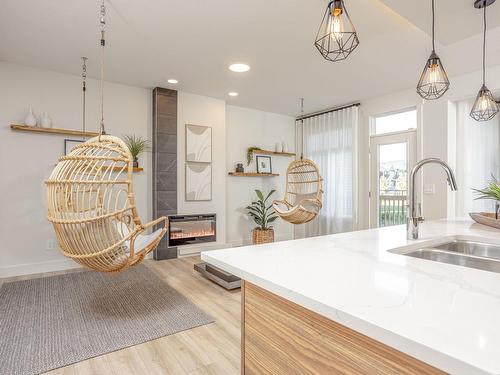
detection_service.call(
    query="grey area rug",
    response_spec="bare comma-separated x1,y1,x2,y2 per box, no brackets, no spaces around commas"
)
0,265,214,375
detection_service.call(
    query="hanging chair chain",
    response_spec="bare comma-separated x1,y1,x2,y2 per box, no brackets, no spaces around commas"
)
81,56,88,140
99,0,106,136
300,98,304,160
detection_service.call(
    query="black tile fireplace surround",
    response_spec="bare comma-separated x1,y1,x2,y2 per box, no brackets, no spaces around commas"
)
168,214,217,247
152,87,177,260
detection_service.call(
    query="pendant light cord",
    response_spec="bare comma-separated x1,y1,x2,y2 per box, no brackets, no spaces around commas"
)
99,0,106,136
431,0,435,52
81,56,88,140
482,3,486,85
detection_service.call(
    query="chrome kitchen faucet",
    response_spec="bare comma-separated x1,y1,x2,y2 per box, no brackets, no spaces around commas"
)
407,158,458,240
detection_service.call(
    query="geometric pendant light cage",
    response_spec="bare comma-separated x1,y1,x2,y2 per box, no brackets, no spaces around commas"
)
416,0,450,100
314,0,359,62
470,0,499,122
471,84,500,121
416,51,450,100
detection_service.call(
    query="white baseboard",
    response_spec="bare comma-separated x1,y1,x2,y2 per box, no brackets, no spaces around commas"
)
0,258,81,278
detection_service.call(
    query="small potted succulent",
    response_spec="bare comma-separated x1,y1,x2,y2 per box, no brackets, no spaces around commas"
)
246,189,278,244
473,175,500,220
123,135,151,168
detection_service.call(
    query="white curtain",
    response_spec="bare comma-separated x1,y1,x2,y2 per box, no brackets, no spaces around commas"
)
455,99,500,217
301,106,358,237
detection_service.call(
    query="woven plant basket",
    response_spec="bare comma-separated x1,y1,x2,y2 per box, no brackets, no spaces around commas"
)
252,228,274,245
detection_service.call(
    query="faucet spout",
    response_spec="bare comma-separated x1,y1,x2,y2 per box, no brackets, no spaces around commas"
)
407,158,457,240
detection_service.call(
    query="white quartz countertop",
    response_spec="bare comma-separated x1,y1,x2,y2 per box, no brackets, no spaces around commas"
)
201,220,500,375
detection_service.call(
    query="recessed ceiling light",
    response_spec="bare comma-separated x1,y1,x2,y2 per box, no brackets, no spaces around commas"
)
228,92,239,97
167,79,178,84
228,63,250,73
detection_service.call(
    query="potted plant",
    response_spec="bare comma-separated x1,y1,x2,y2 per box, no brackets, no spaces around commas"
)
473,175,500,220
123,135,151,168
246,146,262,166
246,189,278,244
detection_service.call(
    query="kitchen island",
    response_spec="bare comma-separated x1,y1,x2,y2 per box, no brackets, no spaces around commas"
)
201,220,500,375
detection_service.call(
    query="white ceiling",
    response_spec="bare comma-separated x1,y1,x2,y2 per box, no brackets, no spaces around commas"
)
379,0,500,45
1,0,500,116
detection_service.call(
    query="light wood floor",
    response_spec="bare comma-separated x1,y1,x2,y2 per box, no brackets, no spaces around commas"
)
0,257,241,375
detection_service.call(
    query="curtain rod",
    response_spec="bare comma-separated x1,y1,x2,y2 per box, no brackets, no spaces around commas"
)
296,102,360,121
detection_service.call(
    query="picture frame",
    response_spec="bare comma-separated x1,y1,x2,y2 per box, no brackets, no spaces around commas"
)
185,124,212,163
64,139,84,155
185,162,212,201
256,155,272,174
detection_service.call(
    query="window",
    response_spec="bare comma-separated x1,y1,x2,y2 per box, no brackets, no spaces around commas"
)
374,108,417,135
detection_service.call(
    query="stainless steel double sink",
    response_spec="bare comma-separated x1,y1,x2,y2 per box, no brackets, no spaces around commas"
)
399,239,500,273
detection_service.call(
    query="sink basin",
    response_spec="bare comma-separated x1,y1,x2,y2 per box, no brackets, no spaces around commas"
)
433,240,500,261
402,239,500,273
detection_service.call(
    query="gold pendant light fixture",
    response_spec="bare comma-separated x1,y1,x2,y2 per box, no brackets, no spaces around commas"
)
314,0,359,62
416,0,450,100
470,0,499,122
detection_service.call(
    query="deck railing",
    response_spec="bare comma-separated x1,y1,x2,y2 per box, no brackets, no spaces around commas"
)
379,190,407,227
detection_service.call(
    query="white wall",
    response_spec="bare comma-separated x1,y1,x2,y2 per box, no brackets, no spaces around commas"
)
358,64,500,227
225,105,295,245
0,62,152,277
176,92,227,254
0,62,297,274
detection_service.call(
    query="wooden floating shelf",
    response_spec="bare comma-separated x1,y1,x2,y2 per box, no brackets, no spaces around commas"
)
10,124,99,137
252,149,296,157
228,172,279,177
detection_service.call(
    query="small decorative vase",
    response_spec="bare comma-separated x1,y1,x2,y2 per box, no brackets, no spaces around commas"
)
24,106,37,127
252,228,274,245
40,112,52,128
133,157,139,168
281,142,288,153
235,163,244,173
275,142,281,152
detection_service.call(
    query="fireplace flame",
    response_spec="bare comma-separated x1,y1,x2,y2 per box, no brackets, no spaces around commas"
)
170,228,215,239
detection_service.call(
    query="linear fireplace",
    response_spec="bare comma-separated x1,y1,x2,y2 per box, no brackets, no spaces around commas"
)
168,214,216,247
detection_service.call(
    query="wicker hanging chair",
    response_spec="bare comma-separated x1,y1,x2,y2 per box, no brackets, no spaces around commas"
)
46,135,167,273
272,158,323,224
44,2,167,273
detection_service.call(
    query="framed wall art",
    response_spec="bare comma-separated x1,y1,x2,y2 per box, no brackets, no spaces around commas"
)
64,139,84,155
185,163,212,201
186,124,212,163
256,155,272,174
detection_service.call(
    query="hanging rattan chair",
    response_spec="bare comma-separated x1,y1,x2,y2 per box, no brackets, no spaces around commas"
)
46,135,167,273
272,158,323,224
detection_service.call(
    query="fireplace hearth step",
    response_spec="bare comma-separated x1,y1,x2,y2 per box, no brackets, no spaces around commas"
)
206,264,240,282
194,262,241,290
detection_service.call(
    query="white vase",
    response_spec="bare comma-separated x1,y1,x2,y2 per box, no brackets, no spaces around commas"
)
24,106,37,127
275,142,281,152
40,112,52,128
281,142,288,153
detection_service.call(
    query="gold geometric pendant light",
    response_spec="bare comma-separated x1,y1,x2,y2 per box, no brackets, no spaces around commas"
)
470,0,499,122
416,0,450,100
314,0,359,62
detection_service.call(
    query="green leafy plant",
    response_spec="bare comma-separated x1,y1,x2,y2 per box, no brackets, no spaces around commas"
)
246,146,261,166
123,135,151,160
473,175,500,202
246,189,278,230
